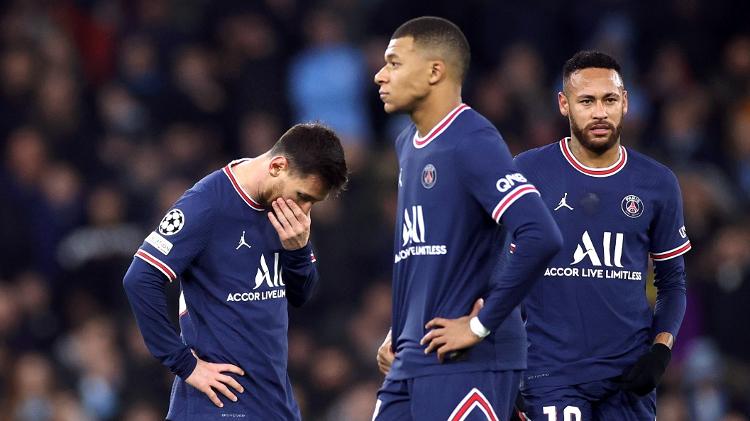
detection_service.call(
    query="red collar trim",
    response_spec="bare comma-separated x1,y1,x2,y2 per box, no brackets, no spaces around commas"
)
559,138,627,177
223,159,264,211
413,103,471,149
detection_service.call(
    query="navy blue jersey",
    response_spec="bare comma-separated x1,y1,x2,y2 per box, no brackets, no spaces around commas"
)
516,138,690,389
133,159,316,420
388,104,543,380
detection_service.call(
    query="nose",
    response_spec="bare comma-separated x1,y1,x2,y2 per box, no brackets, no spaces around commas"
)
374,66,387,85
593,100,608,119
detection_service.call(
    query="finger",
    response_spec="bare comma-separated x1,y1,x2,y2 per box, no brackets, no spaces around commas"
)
437,345,448,364
424,337,446,354
420,329,438,346
212,381,238,402
286,199,310,226
267,212,286,237
219,374,245,394
271,200,293,231
217,364,245,376
280,200,305,233
204,388,224,408
425,318,447,329
436,343,455,363
277,199,300,224
470,298,484,317
378,363,389,375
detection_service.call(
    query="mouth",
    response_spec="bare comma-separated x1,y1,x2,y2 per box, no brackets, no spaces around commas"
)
588,123,612,136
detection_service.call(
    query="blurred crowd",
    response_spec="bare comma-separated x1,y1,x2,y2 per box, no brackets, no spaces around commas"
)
0,0,748,420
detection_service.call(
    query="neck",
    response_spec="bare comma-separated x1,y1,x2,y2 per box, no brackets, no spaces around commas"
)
568,136,621,168
411,87,462,137
233,154,267,204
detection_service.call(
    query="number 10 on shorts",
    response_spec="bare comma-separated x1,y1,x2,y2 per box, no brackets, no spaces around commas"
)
543,406,582,421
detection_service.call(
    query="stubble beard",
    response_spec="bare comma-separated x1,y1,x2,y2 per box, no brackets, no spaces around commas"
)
569,113,623,154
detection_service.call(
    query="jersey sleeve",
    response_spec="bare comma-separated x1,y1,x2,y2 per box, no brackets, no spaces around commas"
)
135,186,214,282
649,171,691,262
455,127,540,223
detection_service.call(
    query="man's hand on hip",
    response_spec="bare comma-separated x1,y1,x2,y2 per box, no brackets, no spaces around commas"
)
185,354,245,408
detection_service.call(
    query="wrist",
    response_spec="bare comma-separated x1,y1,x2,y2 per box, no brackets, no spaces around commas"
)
469,316,490,339
650,343,672,368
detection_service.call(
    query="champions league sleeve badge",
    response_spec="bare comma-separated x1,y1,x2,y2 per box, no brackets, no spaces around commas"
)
421,164,437,189
158,209,185,235
621,195,644,218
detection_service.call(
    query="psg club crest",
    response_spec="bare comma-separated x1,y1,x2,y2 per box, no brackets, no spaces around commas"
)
159,209,185,235
422,164,437,189
621,195,644,218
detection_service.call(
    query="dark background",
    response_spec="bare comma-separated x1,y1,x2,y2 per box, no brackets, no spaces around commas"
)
0,0,748,420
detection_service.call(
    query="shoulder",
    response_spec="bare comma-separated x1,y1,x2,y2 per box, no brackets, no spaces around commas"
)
625,148,678,183
514,141,561,169
450,109,505,152
176,167,225,211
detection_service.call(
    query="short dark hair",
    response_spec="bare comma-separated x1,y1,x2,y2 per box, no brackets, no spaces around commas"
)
392,16,470,82
270,123,348,193
563,51,623,92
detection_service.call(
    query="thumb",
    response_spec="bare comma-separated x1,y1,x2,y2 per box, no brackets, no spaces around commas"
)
470,298,484,317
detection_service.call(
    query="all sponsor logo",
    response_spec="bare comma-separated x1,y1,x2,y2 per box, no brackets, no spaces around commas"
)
226,253,287,302
395,205,447,263
545,230,643,281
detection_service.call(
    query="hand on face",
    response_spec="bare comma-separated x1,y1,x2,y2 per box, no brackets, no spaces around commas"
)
268,198,311,250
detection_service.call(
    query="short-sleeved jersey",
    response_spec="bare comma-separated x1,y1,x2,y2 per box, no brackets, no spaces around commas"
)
135,159,311,420
515,138,691,389
388,104,540,380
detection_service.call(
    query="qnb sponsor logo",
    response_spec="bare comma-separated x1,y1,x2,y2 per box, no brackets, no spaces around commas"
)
495,173,528,193
544,231,643,281
226,253,286,302
395,205,448,263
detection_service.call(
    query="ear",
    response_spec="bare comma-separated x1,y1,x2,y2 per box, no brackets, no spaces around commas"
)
622,89,629,116
268,156,288,177
428,60,446,85
558,91,569,117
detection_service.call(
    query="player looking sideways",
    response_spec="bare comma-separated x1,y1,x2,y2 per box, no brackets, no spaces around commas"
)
372,16,562,420
515,51,690,420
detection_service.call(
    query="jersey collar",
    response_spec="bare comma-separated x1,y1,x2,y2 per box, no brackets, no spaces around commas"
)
559,137,627,177
223,159,264,211
413,103,471,149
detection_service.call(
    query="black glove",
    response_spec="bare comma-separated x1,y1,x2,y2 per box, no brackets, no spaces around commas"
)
619,343,671,396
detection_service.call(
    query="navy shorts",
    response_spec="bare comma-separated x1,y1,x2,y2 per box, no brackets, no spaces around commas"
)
520,378,655,421
374,370,522,421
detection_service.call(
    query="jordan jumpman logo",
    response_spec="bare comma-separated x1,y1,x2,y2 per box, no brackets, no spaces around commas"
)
236,231,251,249
554,193,574,211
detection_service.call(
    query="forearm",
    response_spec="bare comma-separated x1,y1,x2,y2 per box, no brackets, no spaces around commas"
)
651,257,687,342
478,197,562,331
123,258,196,378
280,243,319,307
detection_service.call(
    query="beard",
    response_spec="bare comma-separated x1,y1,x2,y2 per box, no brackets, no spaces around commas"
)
569,113,623,154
